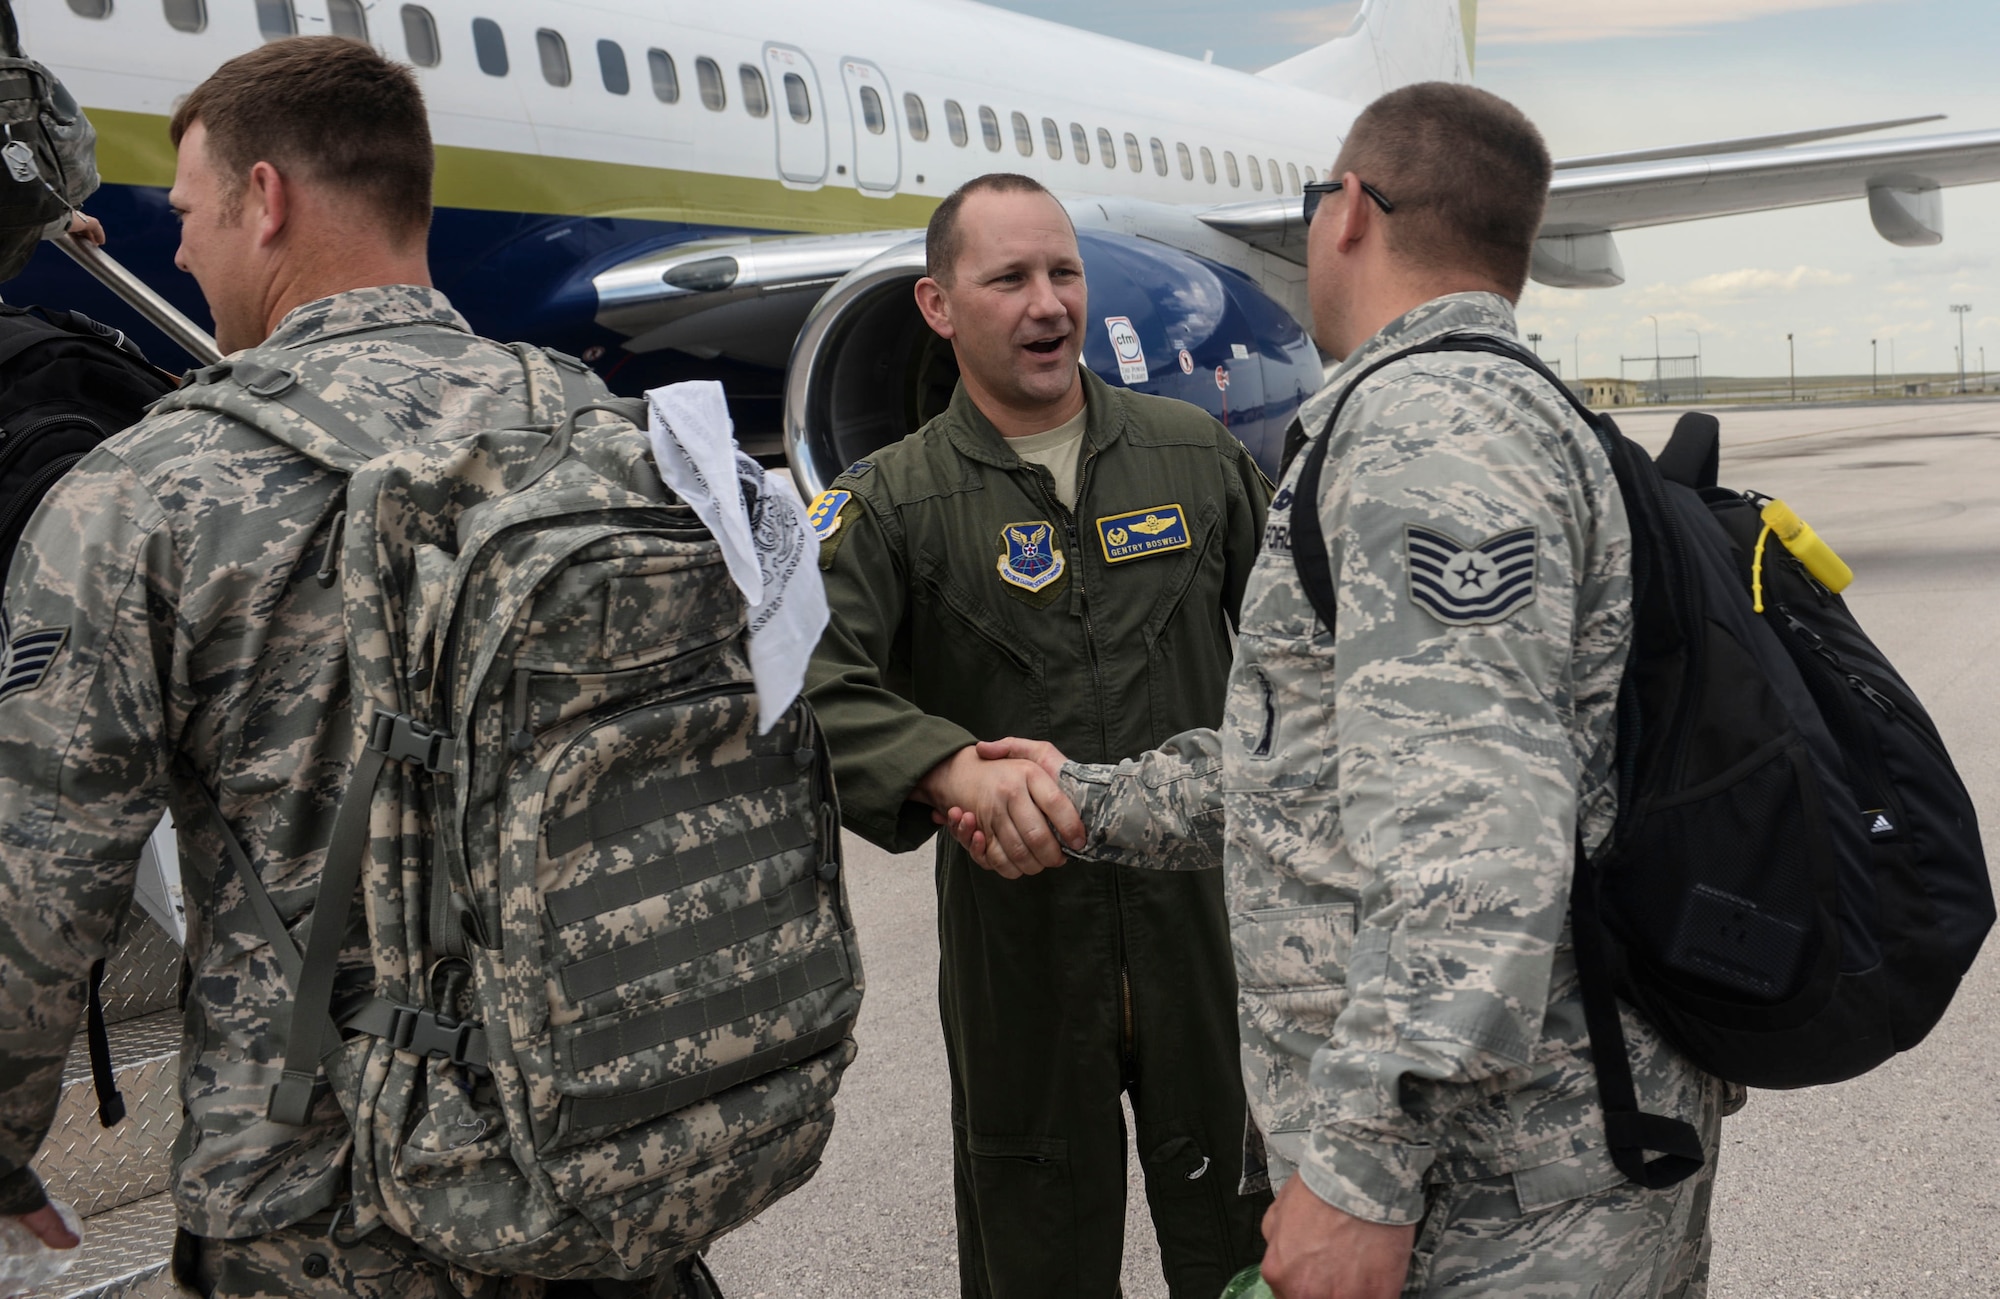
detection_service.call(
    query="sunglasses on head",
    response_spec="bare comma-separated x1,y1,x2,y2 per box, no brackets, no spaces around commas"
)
1302,178,1396,225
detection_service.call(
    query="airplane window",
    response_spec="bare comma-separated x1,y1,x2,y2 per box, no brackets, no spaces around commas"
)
1011,112,1032,157
472,18,507,75
256,0,295,39
1287,162,1301,193
1149,138,1167,176
1200,146,1215,184
904,93,928,142
1224,151,1240,187
67,0,110,16
1123,133,1141,173
1042,118,1062,161
400,5,438,64
1070,123,1088,164
787,73,814,125
696,57,725,110
944,100,967,147
647,49,679,103
164,0,206,32
861,86,886,135
1096,128,1114,169
1247,155,1263,191
537,30,570,87
1176,142,1193,181
598,41,630,95
328,0,366,42
739,65,769,118
1268,158,1283,194
979,107,1000,152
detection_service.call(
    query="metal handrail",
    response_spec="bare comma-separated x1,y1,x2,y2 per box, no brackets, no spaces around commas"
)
51,232,221,365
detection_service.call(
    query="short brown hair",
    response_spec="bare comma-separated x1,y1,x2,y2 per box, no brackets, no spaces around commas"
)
170,37,432,243
925,173,1069,283
1334,83,1550,297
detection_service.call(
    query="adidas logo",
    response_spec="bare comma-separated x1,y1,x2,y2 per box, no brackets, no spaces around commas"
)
1866,811,1896,837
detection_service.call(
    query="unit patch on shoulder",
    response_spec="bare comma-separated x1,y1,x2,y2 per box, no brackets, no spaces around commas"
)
1098,504,1191,564
0,610,66,701
1405,523,1538,625
997,521,1066,592
807,489,852,543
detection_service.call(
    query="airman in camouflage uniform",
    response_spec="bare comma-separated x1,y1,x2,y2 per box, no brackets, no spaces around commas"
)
962,85,1733,1298
0,37,722,1299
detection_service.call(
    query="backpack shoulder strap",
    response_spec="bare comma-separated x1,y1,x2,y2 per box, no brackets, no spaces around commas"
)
156,357,385,474
1289,332,1594,632
1655,412,1721,488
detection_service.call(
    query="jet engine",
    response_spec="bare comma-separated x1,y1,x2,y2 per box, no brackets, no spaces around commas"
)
783,230,1321,497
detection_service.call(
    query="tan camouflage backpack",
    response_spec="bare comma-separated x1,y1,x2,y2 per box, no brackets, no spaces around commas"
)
159,338,862,1278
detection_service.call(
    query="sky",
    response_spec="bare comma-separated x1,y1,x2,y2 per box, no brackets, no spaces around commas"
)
982,0,2000,380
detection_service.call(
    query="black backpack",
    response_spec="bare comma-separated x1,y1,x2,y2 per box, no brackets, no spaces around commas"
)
0,0,99,279
1288,334,1992,1190
0,304,173,578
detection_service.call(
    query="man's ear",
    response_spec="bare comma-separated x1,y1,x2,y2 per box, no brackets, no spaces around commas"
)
914,275,955,340
1333,170,1374,255
245,160,288,249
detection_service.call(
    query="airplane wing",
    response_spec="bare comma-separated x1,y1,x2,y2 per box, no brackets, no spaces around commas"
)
593,230,920,368
1195,126,2000,287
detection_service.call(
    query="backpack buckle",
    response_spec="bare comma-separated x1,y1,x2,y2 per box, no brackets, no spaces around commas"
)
239,364,300,399
386,1005,478,1064
369,710,457,772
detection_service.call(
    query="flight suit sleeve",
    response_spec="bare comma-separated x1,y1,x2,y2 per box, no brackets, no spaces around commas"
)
0,451,179,1213
805,487,977,853
1057,727,1225,870
1222,436,1271,630
1295,373,1592,1225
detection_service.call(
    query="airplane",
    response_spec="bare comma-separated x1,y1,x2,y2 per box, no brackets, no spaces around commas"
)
18,0,2000,493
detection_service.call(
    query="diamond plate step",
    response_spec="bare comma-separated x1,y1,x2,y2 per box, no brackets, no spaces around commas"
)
34,1011,180,1218
22,1193,176,1299
96,911,180,1028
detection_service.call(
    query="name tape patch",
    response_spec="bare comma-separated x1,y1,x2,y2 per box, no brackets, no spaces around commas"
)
997,520,1066,592
1405,523,1538,625
1098,504,1191,564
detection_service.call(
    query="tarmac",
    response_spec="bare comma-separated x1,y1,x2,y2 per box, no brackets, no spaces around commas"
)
708,398,2000,1298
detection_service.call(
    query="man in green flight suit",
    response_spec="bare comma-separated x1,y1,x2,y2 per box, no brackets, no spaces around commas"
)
803,172,1271,1297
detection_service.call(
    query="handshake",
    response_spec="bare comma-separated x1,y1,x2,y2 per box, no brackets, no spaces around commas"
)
919,738,1082,879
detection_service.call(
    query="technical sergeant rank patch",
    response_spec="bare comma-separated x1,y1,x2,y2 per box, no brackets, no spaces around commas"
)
1405,523,1538,625
1097,504,1190,563
996,521,1066,592
0,609,65,701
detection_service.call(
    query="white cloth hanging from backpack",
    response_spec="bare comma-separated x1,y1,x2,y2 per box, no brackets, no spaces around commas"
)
645,380,827,733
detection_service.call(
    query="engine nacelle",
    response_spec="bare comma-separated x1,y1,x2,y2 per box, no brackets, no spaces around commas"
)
784,229,1321,497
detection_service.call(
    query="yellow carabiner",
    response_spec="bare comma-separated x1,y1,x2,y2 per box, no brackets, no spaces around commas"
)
1760,500,1853,594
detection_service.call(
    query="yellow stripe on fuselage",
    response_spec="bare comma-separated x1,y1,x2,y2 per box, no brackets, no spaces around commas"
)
88,107,942,233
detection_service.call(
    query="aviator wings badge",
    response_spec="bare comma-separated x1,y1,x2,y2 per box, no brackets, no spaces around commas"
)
1404,524,1539,625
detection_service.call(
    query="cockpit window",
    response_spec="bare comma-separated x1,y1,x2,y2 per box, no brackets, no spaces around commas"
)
472,18,508,76
400,5,438,65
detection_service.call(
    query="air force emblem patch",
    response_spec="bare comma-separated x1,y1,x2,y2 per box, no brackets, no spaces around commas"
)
1097,504,1191,563
807,489,852,543
0,610,65,701
997,521,1066,592
1405,524,1538,625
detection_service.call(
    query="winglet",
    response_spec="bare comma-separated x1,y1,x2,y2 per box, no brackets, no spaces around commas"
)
1256,0,1474,102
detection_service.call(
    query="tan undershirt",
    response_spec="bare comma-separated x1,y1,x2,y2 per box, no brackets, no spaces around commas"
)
1007,406,1089,511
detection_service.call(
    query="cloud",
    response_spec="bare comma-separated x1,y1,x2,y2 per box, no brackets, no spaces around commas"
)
1639,265,1856,306
1475,0,1889,44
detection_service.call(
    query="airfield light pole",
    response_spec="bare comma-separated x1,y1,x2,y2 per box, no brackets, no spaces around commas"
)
1872,338,1878,395
1687,329,1703,399
1526,331,1542,357
1787,333,1795,402
1647,315,1662,401
1573,332,1582,386
1952,305,1972,393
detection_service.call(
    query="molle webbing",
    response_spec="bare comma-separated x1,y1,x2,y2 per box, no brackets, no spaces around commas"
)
566,1016,855,1133
544,752,811,858
567,945,849,1072
545,817,817,928
559,874,826,1001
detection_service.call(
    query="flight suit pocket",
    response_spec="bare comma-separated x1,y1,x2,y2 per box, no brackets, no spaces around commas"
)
964,1132,1075,1287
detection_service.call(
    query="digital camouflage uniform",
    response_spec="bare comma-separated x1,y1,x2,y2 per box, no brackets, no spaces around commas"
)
1060,294,1733,1298
805,367,1271,1298
0,285,714,1298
